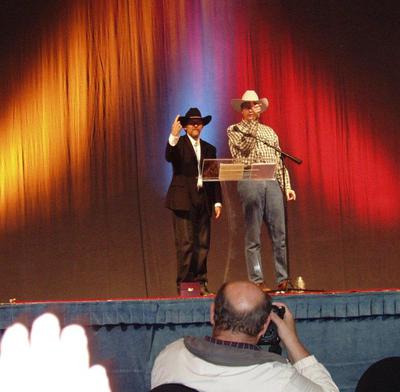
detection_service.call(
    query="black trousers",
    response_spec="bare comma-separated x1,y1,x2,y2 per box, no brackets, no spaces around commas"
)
172,200,211,287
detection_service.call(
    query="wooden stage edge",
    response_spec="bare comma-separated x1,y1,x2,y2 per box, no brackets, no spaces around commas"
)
3,287,400,305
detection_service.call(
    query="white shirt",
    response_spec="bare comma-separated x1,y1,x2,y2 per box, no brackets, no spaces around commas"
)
168,134,222,209
151,338,339,392
169,133,202,187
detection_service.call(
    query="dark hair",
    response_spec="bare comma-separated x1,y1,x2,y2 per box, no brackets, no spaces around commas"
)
213,282,272,337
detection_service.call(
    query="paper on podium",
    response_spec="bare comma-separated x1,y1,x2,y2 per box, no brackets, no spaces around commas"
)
219,162,245,180
202,159,276,181
202,159,245,181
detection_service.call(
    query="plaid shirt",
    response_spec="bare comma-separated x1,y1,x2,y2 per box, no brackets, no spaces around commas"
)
227,120,292,191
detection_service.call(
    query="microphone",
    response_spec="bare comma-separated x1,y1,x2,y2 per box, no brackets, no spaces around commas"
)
232,126,302,165
232,125,253,137
232,125,283,155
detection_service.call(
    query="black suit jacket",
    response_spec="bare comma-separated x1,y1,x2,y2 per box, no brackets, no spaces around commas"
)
165,135,222,215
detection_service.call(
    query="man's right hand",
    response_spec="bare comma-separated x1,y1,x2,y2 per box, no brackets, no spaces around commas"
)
171,115,183,136
270,302,310,364
252,103,262,116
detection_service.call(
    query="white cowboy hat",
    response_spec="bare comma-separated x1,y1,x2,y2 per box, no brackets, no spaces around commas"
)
231,90,269,113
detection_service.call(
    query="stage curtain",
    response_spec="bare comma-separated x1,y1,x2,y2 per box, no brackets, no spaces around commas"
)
0,0,398,300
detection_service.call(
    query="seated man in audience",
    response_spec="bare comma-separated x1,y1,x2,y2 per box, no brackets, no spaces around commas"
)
0,313,111,392
151,280,339,391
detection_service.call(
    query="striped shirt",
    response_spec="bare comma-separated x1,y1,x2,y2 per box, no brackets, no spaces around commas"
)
204,336,261,351
227,120,292,191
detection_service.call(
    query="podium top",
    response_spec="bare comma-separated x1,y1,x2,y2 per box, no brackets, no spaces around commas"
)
202,159,276,182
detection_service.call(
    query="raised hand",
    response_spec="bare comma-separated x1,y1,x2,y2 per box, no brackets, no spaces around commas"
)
171,115,183,136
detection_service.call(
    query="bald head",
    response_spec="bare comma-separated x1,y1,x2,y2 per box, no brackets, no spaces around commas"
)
224,281,266,314
212,281,272,337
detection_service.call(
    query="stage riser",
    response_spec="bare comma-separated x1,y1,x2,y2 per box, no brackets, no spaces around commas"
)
1,291,399,392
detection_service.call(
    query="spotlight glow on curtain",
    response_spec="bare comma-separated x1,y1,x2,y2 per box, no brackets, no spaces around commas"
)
0,0,162,231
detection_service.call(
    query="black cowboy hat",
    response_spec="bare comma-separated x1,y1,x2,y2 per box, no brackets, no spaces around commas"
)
178,107,212,127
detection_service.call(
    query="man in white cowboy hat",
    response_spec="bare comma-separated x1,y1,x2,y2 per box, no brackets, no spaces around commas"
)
166,108,222,296
227,90,296,291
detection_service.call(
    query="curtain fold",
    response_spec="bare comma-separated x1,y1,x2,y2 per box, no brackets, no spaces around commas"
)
0,0,398,299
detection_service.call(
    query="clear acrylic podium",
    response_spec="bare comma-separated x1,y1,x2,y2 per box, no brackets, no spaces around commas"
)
202,159,276,181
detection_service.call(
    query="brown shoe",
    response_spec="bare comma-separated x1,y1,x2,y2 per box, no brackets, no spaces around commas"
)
277,279,291,291
200,284,215,296
256,282,271,292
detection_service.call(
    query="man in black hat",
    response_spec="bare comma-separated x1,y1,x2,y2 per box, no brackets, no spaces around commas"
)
166,108,222,296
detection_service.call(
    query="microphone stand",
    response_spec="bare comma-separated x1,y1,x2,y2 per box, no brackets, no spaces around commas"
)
235,126,305,292
233,126,302,164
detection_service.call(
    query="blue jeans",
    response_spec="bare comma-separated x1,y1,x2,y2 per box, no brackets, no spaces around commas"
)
237,180,288,284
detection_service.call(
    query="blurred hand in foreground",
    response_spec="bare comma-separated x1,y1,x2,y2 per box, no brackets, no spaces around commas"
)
0,313,111,392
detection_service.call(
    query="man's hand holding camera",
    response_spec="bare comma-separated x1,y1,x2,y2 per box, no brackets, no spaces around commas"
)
270,302,310,364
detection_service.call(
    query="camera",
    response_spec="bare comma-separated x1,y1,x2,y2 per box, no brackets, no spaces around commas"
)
259,305,285,346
